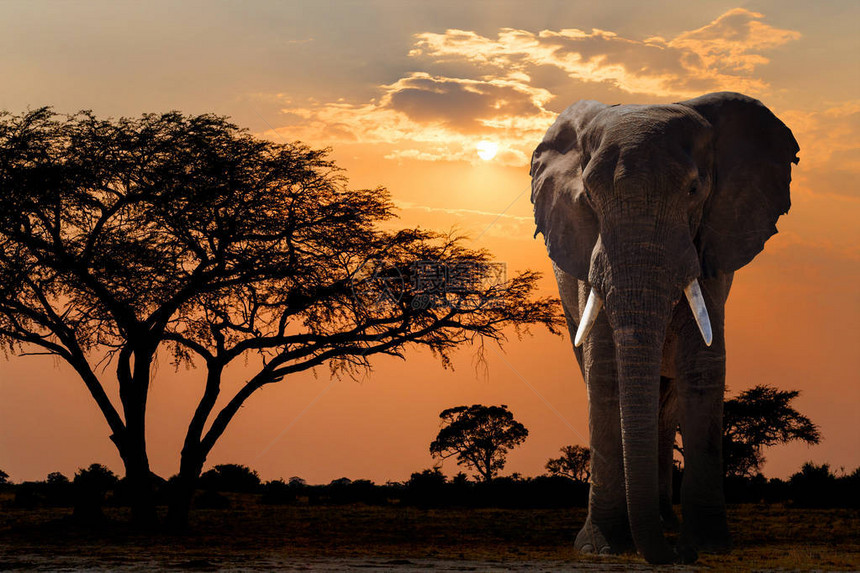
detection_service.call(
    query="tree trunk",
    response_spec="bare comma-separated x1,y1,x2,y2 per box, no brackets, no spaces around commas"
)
167,361,224,531
119,431,158,529
118,344,159,529
167,444,206,532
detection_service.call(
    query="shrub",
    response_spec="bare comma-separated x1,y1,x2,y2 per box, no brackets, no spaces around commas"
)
260,480,296,505
73,464,119,523
199,464,261,493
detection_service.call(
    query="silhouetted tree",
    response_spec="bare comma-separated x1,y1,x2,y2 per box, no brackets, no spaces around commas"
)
44,471,74,506
199,463,261,492
545,444,591,482
722,385,821,477
260,479,296,505
0,469,8,485
430,404,528,482
324,477,382,505
789,462,837,507
0,108,561,528
73,463,118,523
46,471,69,485
406,466,448,506
408,467,447,488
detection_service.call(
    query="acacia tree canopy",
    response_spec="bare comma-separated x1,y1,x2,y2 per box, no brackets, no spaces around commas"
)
430,404,529,482
0,108,561,527
545,444,591,483
722,385,821,478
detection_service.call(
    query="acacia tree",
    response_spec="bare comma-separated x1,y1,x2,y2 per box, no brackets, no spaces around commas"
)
0,108,560,528
722,385,821,477
545,444,591,483
430,404,528,482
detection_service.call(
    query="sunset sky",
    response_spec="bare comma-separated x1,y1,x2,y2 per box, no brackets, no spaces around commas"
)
0,1,857,485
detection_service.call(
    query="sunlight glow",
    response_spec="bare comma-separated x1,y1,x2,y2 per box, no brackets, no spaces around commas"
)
476,140,499,160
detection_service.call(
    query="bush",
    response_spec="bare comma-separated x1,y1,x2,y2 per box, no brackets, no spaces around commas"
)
398,469,589,509
112,473,169,507
725,473,770,504
840,467,860,508
467,475,588,509
199,464,261,493
405,468,447,507
12,482,44,508
45,472,74,506
73,464,119,523
762,477,791,504
260,480,296,505
9,472,74,508
790,462,838,508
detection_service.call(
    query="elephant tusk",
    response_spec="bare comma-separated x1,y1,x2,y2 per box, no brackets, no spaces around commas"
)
574,289,603,347
684,279,713,346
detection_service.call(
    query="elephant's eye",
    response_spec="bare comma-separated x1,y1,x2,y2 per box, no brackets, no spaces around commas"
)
688,181,699,197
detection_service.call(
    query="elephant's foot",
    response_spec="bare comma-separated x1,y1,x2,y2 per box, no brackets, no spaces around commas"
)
575,516,635,555
674,543,699,564
679,512,733,554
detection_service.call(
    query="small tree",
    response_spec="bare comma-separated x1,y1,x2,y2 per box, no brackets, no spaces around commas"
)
0,468,8,485
198,464,261,493
73,463,119,523
0,108,561,528
546,444,591,483
789,462,837,507
406,466,448,507
430,404,528,482
723,385,821,477
47,471,70,485
44,471,74,506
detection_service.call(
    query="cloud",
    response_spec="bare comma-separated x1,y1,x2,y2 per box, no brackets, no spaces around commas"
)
668,8,801,74
780,101,860,199
386,74,547,134
270,73,555,165
411,27,698,97
266,8,802,166
412,9,800,98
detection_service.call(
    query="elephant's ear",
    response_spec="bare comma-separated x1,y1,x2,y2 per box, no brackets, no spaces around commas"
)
679,92,799,277
531,100,606,280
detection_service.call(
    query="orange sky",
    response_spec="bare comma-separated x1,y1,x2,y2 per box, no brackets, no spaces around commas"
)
0,1,858,484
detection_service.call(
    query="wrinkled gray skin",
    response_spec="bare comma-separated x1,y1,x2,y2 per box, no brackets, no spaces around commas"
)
531,92,799,564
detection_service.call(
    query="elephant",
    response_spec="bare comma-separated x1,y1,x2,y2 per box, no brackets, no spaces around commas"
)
530,92,799,564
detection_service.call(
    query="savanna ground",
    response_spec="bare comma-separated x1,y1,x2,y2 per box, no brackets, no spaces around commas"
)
0,497,857,572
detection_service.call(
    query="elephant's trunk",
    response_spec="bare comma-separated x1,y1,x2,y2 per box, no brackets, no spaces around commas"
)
613,317,675,563
604,277,682,564
588,214,699,564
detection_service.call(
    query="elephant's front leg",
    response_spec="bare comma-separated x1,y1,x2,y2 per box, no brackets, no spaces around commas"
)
572,288,633,554
675,277,732,554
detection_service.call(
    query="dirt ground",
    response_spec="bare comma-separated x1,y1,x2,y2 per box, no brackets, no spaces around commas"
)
0,502,857,571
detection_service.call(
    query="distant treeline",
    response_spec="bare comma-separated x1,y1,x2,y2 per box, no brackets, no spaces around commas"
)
3,462,859,514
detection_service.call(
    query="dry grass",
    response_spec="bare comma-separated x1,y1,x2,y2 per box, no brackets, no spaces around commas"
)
0,500,857,570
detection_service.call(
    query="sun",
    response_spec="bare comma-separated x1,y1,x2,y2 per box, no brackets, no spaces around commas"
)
476,140,499,161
